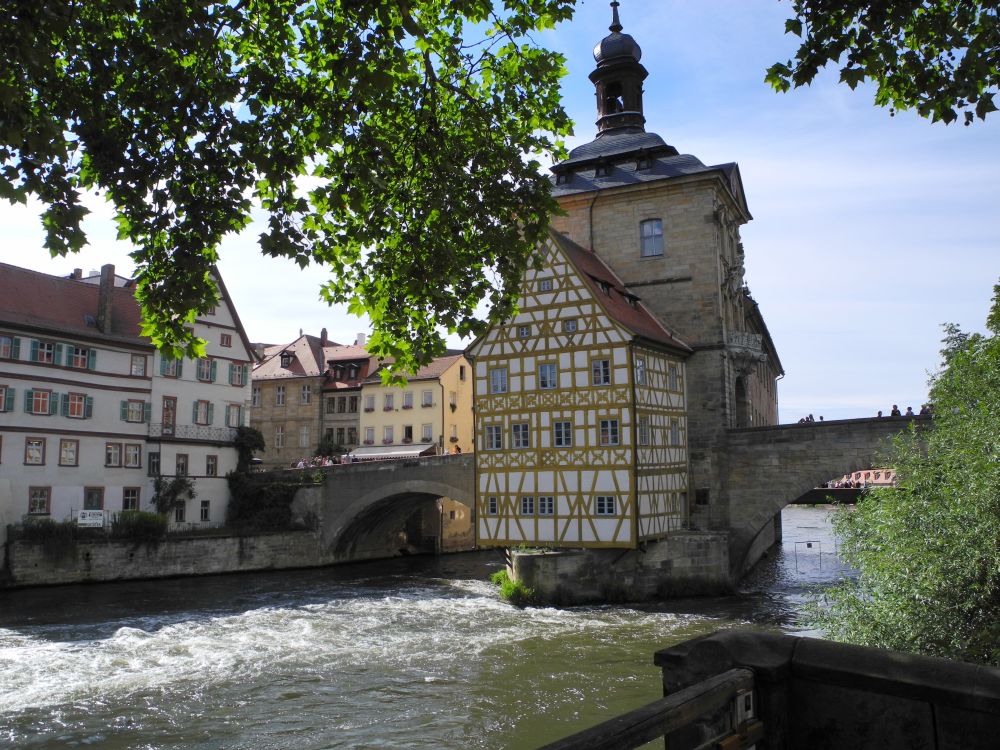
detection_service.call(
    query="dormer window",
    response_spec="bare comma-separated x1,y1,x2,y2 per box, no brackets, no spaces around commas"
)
594,162,611,178
280,353,292,368
598,280,611,296
636,154,651,171
348,364,359,379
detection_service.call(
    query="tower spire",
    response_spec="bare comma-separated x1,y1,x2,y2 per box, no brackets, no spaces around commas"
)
609,1,622,33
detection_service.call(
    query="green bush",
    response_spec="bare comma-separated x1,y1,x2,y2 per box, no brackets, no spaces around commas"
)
15,517,78,543
111,511,167,542
226,472,301,531
491,569,536,607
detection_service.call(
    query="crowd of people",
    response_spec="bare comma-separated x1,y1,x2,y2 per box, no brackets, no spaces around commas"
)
798,404,931,423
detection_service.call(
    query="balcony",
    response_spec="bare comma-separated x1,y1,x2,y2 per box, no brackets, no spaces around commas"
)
149,423,237,442
726,330,767,376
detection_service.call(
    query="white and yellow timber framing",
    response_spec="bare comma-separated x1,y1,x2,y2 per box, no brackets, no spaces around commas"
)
469,230,690,549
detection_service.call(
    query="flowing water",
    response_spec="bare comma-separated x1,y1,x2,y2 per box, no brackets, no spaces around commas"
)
0,505,851,749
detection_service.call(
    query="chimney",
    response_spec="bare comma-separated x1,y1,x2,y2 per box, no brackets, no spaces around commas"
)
72,268,83,280
320,327,328,346
96,264,115,334
355,332,367,347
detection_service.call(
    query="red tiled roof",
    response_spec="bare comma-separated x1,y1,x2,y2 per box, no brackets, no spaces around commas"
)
253,334,329,379
364,353,465,383
549,231,691,354
0,262,145,343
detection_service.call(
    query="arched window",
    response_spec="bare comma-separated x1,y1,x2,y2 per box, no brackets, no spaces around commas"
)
640,218,663,257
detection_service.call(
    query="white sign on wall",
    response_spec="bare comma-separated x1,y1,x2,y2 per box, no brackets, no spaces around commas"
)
77,510,106,528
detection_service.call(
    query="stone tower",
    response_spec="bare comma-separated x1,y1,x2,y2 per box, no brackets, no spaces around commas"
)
548,2,783,533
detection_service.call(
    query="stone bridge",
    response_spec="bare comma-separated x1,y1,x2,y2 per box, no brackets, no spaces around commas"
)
300,416,927,579
304,454,475,562
716,414,930,577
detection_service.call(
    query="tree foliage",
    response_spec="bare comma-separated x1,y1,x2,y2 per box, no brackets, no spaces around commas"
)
816,281,1000,665
767,1,1000,125
0,0,575,371
233,425,265,473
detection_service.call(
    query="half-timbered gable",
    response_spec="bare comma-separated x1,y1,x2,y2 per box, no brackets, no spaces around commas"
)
471,229,691,549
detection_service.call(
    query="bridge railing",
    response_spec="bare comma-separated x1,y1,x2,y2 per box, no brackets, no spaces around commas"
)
536,667,760,750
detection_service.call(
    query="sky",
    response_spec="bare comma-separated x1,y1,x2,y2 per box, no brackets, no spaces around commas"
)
1,0,997,422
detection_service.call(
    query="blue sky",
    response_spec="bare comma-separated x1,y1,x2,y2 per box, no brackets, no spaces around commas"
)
2,0,997,421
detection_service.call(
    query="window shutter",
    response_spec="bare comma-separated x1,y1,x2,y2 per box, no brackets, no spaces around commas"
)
3,388,13,412
87,349,97,370
242,364,249,386
85,396,93,419
207,402,215,425
24,390,32,411
49,393,59,415
30,340,38,362
61,393,69,417
120,400,129,420
55,343,63,364
11,337,19,359
228,362,234,385
143,402,152,423
210,360,217,382
160,357,168,376
177,360,183,378
192,401,199,423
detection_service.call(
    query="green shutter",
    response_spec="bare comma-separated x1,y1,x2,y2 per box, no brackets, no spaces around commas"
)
242,364,249,386
160,357,168,376
87,349,97,370
207,402,215,425
11,337,19,359
228,362,234,385
61,393,69,417
192,401,199,423
29,340,38,362
24,390,32,411
210,359,217,382
49,393,59,415
143,402,152,423
3,387,13,412
54,343,63,365
177,360,183,378
85,396,93,418
120,400,129,420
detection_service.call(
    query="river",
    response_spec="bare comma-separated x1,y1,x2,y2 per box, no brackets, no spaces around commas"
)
0,505,850,749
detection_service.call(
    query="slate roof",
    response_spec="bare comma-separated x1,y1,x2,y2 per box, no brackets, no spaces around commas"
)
549,230,691,355
0,262,145,345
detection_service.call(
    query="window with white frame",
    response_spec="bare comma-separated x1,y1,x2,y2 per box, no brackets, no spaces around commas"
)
595,495,616,515
299,424,310,448
68,345,90,369
640,218,664,257
349,396,359,412
538,496,554,516
591,359,611,386
539,279,553,292
383,393,393,410
489,368,508,394
553,420,573,447
512,422,530,449
538,363,557,390
421,389,433,407
485,425,502,450
194,400,212,425
668,363,680,391
365,394,375,411
28,389,52,415
421,423,433,442
226,404,242,428
383,426,393,444
25,438,45,465
105,442,122,467
520,496,534,515
252,386,261,407
162,358,179,377
301,384,311,404
402,391,413,409
275,385,285,406
220,333,232,347
599,419,620,446
670,418,681,446
516,324,531,338
487,496,498,515
176,454,188,476
635,357,647,386
59,439,79,466
175,504,186,523
123,487,140,511
124,443,142,468
638,416,651,446
275,425,285,448
562,319,578,334
230,363,247,386
0,334,18,359
33,341,55,364
66,392,87,418
365,426,375,444
206,454,218,476
148,452,160,476
130,354,146,376
0,384,11,412
196,358,215,382
28,487,50,514
200,500,211,522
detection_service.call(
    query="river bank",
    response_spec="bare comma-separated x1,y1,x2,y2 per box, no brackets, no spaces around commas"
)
0,505,850,749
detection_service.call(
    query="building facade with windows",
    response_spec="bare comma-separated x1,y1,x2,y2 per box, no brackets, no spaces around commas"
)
250,331,377,468
0,263,254,549
469,232,691,548
354,353,473,459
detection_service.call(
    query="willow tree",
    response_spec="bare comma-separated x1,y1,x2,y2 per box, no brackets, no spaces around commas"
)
817,282,1000,666
0,0,575,371
768,0,999,125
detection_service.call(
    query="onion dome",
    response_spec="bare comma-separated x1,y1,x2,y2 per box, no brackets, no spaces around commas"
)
593,1,642,66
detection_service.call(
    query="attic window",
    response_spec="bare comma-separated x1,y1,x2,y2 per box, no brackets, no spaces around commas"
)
280,353,292,368
624,293,641,309
594,162,611,178
348,364,358,379
555,172,571,185
636,154,651,170
598,280,611,296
